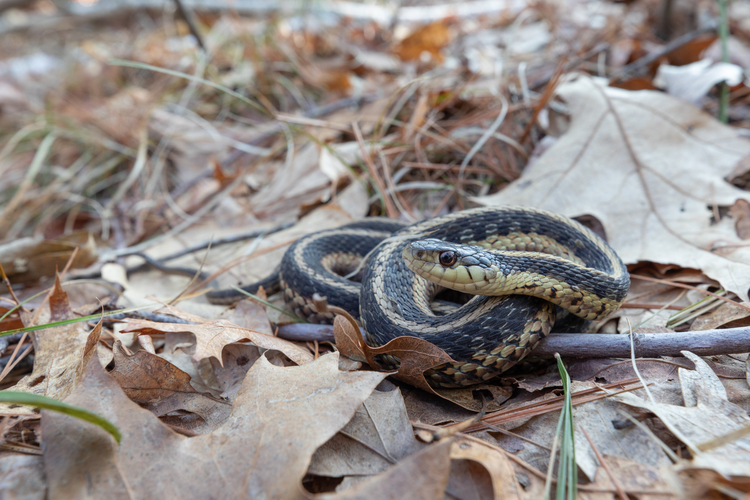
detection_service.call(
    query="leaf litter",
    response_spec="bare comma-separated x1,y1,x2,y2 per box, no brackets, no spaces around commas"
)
1,0,750,498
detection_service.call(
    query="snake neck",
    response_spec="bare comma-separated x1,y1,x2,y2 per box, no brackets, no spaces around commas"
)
406,249,629,321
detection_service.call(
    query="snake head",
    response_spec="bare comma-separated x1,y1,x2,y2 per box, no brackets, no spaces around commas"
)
403,239,499,294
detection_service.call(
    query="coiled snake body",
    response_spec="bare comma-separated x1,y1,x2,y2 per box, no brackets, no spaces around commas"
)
208,207,630,388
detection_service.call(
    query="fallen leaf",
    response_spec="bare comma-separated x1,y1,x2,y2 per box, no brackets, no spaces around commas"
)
691,300,750,330
654,59,744,104
614,351,750,477
250,143,333,219
157,331,223,396
317,439,452,499
222,298,273,335
148,105,272,174
309,387,426,478
122,311,313,366
0,454,46,500
393,21,452,62
609,77,659,91
488,384,671,481
0,306,24,332
209,343,273,402
399,383,478,426
108,340,230,434
449,434,523,499
0,232,97,286
474,75,750,300
583,455,677,499
664,34,718,66
41,352,387,498
332,315,507,412
0,276,101,416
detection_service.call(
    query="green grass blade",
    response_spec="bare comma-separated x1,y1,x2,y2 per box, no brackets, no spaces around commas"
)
555,354,577,500
0,304,156,338
108,59,270,117
0,391,121,444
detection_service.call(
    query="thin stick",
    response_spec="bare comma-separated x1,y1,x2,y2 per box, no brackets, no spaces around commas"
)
609,24,717,82
581,426,629,500
0,263,22,308
274,323,750,358
534,327,750,358
172,0,206,51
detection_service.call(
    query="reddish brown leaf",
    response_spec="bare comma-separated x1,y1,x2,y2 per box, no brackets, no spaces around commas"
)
108,340,230,433
333,316,510,412
393,21,451,62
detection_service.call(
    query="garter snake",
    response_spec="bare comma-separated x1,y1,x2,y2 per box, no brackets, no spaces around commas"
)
208,207,630,388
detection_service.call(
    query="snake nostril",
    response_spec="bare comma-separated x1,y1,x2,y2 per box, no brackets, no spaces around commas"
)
416,251,424,259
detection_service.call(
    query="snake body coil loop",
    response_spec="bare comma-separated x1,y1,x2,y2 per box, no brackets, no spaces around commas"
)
208,207,630,388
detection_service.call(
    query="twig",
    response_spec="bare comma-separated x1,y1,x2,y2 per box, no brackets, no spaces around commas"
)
620,302,682,310
126,221,293,265
609,24,717,82
186,238,298,296
530,42,609,90
581,426,629,500
519,60,565,144
467,378,646,433
718,0,730,123
459,94,509,179
272,323,750,358
0,263,22,308
276,323,335,342
534,327,750,358
172,0,206,51
627,319,656,403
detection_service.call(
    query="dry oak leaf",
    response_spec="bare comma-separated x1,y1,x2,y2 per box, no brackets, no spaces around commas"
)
614,351,750,478
315,439,453,500
41,352,387,499
122,315,313,366
108,340,230,433
474,75,750,300
0,231,97,286
309,387,426,478
0,275,100,416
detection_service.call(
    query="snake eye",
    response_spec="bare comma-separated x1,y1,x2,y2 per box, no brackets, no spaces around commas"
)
439,251,457,267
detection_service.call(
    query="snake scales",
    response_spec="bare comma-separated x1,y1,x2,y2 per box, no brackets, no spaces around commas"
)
207,207,630,388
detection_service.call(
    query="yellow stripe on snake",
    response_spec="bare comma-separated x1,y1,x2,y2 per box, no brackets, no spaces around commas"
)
208,207,630,388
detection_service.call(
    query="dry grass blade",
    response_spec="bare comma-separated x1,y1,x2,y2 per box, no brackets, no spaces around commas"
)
351,121,399,218
465,378,646,433
632,275,750,313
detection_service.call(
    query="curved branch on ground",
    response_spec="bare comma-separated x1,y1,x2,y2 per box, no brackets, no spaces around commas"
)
275,324,750,358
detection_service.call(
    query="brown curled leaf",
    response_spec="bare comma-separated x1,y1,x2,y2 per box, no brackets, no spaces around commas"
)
333,315,510,412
